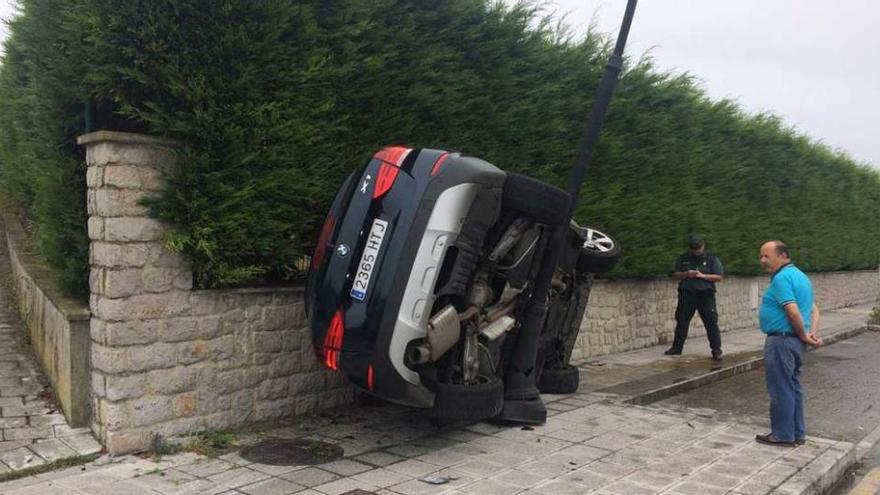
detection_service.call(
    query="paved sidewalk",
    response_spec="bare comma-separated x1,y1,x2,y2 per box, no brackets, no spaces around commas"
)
0,251,101,475
0,302,873,494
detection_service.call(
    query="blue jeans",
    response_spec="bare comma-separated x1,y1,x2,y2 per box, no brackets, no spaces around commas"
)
763,335,806,442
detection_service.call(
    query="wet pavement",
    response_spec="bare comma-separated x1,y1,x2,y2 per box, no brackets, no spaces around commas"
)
579,302,870,405
0,302,874,494
654,331,880,442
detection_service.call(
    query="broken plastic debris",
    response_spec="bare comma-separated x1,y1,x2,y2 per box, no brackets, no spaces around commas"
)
420,475,450,485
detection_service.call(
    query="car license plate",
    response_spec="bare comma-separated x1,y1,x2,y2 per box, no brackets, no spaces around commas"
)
350,218,388,301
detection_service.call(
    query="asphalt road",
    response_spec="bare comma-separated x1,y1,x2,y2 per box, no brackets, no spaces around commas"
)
654,330,880,443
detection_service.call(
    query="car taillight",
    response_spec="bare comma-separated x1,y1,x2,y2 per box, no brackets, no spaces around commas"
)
367,364,375,391
321,310,345,371
373,146,412,199
430,153,450,176
311,214,337,271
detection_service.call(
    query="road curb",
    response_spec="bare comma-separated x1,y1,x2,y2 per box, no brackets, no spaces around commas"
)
819,325,867,347
856,421,880,461
624,355,764,406
775,441,856,495
775,417,880,495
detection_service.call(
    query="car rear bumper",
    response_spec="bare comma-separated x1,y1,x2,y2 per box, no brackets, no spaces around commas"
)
308,148,505,407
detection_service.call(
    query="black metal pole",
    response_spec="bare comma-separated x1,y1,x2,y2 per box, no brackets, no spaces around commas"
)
84,98,94,134
566,0,637,212
499,0,638,424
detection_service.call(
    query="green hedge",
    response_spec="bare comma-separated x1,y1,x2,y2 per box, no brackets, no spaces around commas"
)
0,0,91,298
1,0,878,299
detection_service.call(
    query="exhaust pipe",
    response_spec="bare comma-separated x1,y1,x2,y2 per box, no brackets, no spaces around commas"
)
409,305,461,364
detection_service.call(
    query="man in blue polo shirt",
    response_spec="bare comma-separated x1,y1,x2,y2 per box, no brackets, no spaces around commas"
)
756,240,822,447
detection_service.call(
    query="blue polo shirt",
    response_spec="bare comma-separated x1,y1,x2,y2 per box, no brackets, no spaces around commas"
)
759,264,814,334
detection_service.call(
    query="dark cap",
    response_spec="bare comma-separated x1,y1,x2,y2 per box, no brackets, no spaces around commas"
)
688,234,704,249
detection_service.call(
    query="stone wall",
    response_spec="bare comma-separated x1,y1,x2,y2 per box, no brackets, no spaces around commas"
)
79,131,352,454
811,270,880,309
572,269,880,362
3,214,91,427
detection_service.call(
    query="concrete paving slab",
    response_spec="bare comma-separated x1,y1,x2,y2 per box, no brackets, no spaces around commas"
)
279,466,340,487
28,438,77,463
0,447,46,470
238,476,307,495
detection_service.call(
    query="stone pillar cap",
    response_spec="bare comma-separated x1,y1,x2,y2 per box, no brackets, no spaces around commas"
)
77,131,178,147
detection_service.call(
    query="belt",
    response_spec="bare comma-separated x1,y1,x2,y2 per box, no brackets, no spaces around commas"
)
765,332,795,337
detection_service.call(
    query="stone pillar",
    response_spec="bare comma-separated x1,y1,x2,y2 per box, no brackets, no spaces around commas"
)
79,131,193,453
78,131,353,454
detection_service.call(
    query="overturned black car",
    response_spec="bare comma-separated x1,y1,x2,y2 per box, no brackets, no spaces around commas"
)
306,146,620,422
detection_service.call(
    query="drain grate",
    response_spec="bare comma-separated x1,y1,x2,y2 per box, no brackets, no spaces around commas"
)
239,438,343,466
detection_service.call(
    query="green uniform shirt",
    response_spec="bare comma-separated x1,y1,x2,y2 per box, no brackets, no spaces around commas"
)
673,251,724,292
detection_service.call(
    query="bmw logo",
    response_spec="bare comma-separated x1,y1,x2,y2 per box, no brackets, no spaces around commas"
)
335,244,350,257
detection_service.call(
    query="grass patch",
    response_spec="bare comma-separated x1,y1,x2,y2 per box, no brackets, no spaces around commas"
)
0,454,100,484
180,430,235,457
869,305,880,326
150,430,235,459
147,418,300,460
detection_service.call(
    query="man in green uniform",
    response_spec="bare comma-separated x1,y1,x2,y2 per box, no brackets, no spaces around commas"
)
665,234,724,361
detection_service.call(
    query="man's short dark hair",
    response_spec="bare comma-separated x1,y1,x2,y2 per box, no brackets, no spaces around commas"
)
772,241,790,258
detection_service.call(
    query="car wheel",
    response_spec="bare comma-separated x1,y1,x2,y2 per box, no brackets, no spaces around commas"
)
575,226,621,274
502,173,570,226
428,375,504,421
537,364,580,394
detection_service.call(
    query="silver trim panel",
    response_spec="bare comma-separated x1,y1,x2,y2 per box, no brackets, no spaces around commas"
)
388,183,479,386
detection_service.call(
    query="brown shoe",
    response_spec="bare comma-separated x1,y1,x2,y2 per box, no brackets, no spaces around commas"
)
755,434,796,447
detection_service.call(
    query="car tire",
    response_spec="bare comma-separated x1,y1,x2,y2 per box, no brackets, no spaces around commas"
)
503,173,570,226
429,375,504,421
537,364,580,394
575,226,621,274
